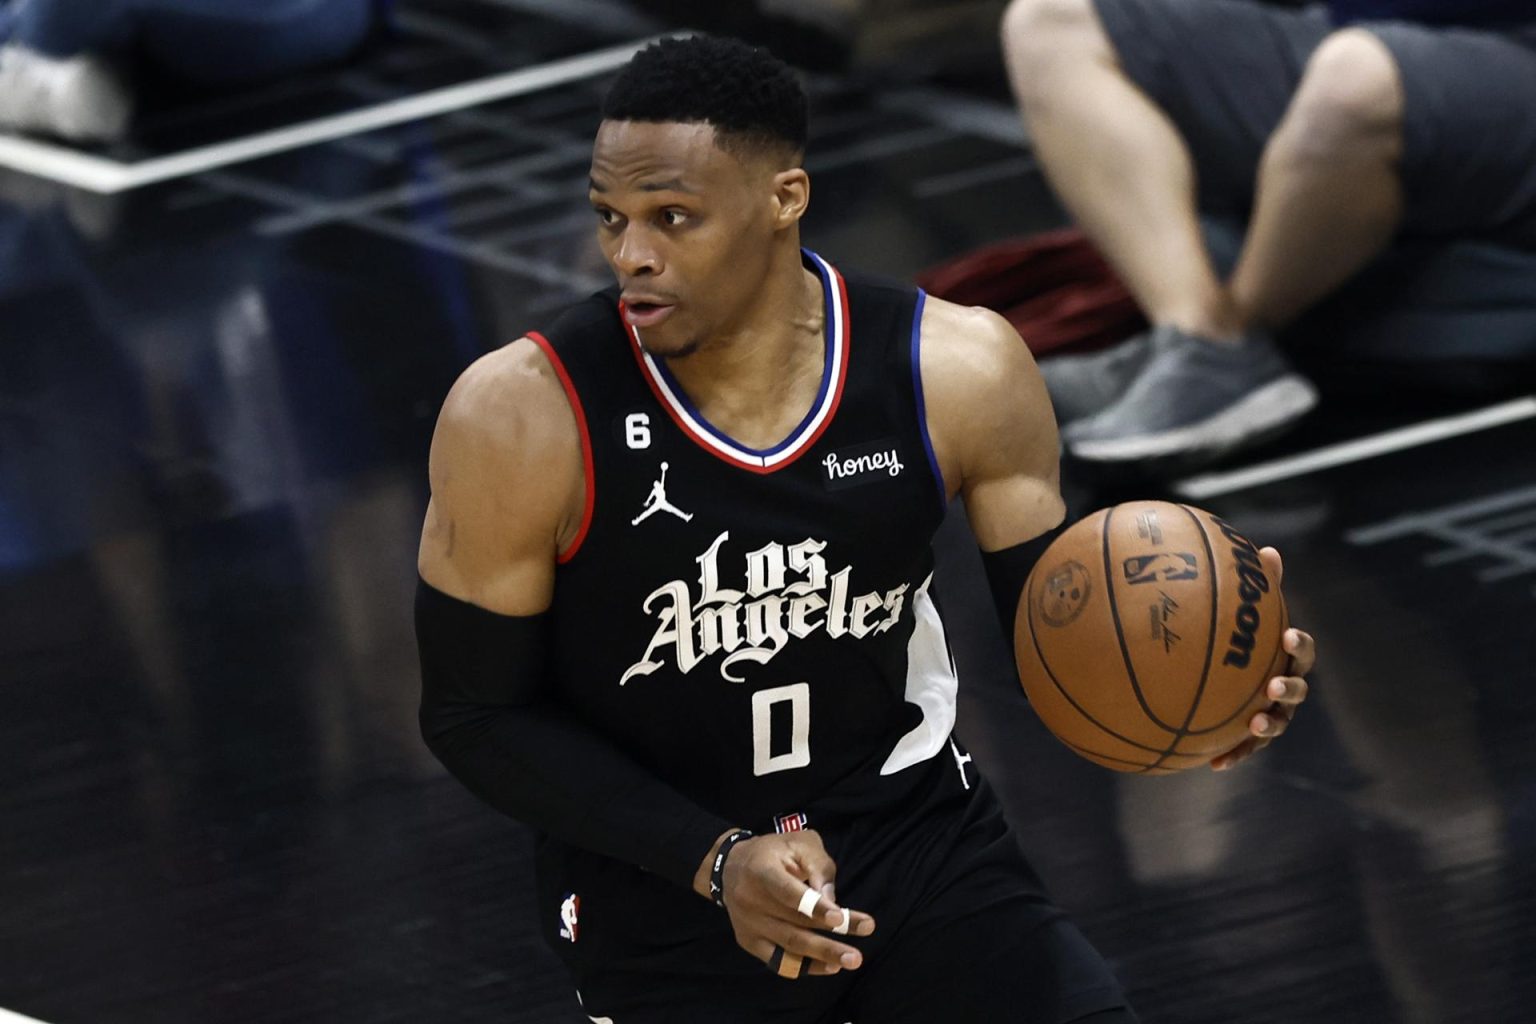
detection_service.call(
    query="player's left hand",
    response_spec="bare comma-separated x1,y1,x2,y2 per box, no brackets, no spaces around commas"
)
1210,546,1314,772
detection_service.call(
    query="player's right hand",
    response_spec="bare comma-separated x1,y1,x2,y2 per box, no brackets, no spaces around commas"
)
719,830,876,979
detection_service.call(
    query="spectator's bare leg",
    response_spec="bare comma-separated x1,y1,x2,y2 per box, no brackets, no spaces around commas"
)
1002,0,1244,340
1230,30,1405,330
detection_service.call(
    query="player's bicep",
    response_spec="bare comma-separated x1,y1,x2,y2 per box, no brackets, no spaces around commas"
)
921,301,1065,551
418,490,556,613
417,344,581,615
961,386,1062,548
964,466,1064,552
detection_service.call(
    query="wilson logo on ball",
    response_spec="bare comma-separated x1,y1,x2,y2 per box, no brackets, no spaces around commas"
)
1122,553,1199,585
1213,517,1271,669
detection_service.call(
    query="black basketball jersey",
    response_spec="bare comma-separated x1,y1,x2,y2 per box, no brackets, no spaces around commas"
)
529,250,956,836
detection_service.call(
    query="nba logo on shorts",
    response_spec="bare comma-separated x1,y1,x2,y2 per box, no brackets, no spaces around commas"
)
774,811,808,834
559,892,580,943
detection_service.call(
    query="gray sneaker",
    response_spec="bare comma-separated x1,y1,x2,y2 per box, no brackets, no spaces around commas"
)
1038,332,1154,426
1060,324,1318,464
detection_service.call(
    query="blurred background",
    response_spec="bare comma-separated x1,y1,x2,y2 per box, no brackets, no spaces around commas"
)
0,1,1533,1022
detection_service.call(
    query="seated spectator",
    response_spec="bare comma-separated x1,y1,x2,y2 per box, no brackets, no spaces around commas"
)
0,0,384,143
1002,0,1536,468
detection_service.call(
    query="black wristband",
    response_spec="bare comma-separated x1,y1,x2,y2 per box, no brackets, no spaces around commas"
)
709,829,753,908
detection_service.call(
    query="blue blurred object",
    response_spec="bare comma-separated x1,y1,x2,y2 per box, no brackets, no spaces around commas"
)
1330,0,1536,30
13,0,377,84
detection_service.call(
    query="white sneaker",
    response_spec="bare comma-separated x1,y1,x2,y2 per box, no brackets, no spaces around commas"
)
0,45,132,143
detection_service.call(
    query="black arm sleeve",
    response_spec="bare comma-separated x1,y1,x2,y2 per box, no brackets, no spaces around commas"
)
415,577,732,890
980,523,1068,643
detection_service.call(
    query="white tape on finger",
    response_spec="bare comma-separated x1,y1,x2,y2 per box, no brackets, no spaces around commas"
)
832,907,850,935
797,887,821,918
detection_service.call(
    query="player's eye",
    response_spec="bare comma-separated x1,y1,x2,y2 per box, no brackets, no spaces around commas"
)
592,206,618,226
661,209,688,227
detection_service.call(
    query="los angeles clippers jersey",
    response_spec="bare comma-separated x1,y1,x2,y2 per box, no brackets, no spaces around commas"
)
529,250,955,838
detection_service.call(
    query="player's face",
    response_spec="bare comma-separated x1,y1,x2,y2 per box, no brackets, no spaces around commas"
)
588,119,787,357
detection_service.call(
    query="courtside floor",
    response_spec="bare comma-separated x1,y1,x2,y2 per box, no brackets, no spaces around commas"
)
1,3,1532,1022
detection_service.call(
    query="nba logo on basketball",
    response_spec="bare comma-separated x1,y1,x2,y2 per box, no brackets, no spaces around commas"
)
559,893,580,943
1123,553,1199,585
775,812,808,834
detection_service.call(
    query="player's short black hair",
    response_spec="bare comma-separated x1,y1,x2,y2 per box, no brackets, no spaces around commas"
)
600,35,808,161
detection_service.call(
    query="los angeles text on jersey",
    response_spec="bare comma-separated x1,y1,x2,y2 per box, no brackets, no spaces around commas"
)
621,530,910,685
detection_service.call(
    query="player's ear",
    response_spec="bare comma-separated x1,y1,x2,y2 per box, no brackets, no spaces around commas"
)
771,167,810,228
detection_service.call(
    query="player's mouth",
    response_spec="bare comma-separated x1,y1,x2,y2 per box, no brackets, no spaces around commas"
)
622,298,676,328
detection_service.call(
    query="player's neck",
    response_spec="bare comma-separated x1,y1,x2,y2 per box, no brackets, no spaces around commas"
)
662,250,825,448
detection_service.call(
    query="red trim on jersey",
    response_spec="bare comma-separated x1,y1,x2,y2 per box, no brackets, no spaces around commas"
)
796,267,851,459
619,264,850,474
624,319,771,473
527,331,594,564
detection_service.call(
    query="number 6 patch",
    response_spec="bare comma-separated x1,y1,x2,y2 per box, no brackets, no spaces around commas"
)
624,412,651,449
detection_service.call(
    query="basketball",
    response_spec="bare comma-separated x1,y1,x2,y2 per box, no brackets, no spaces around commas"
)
1014,501,1289,774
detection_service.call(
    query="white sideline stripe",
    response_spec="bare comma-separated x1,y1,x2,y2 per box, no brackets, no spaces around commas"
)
0,1008,55,1024
1174,396,1536,500
0,37,661,194
0,134,128,192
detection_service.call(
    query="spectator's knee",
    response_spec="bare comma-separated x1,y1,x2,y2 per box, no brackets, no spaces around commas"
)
1002,0,1107,100
1274,29,1404,164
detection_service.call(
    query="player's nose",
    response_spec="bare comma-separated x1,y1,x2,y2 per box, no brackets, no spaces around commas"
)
612,226,662,277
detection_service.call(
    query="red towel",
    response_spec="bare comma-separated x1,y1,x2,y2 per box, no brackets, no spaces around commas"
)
915,228,1146,357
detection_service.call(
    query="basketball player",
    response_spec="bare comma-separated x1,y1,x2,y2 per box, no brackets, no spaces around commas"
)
415,35,1314,1023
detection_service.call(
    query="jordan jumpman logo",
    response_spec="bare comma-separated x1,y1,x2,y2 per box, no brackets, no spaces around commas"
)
632,461,694,526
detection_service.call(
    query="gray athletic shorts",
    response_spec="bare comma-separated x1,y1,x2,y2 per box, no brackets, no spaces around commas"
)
1090,0,1536,246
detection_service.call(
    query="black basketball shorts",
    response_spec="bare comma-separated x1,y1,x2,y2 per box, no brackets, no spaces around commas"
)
543,757,1135,1023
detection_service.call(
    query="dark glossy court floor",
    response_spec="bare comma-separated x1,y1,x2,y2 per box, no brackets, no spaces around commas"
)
2,2,1534,1022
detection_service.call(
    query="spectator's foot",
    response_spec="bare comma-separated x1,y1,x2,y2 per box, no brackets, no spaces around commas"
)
1060,324,1318,468
1038,332,1154,427
0,46,132,144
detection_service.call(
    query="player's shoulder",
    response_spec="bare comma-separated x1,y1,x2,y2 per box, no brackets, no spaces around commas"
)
433,337,580,475
422,337,585,602
918,296,1042,400
916,297,1057,494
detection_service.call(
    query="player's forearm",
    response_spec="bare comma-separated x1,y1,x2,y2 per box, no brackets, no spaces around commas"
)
420,697,732,889
415,576,732,889
979,523,1067,640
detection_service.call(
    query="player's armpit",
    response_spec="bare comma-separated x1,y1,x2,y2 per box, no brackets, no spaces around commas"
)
915,298,1065,553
